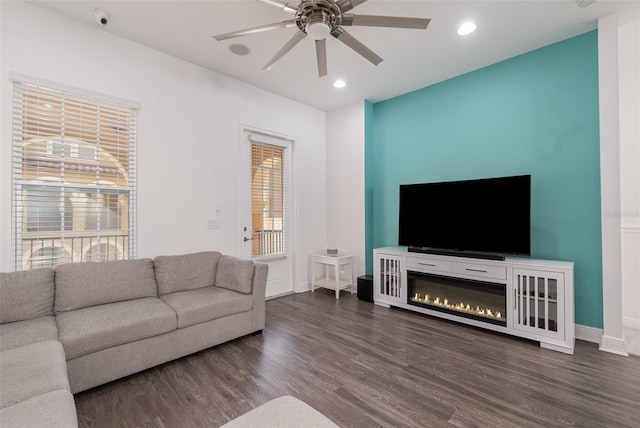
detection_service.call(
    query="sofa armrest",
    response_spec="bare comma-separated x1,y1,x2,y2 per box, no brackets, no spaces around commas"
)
251,263,268,331
215,256,254,294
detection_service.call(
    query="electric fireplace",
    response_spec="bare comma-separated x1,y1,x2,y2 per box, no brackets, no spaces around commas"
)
375,248,575,353
407,270,507,326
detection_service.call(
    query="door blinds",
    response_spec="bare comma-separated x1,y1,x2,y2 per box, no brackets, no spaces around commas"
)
12,81,137,270
249,136,288,257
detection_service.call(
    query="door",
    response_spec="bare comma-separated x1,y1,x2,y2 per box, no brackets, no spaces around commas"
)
241,129,294,298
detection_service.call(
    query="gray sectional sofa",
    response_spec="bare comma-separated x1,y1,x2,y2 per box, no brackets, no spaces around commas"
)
0,251,268,428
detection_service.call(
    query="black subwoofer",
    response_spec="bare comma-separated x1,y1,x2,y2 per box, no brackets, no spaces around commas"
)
357,275,373,302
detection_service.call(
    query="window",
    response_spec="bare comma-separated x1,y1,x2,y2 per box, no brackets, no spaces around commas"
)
12,81,137,270
250,141,286,257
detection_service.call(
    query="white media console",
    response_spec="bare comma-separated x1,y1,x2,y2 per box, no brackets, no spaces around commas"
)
373,247,575,354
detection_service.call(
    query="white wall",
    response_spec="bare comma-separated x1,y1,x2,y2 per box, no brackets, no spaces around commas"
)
619,12,640,354
326,102,366,284
0,1,327,295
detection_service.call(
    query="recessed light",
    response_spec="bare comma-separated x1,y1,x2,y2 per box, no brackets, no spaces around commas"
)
576,0,596,7
229,44,251,56
333,79,346,88
457,22,477,36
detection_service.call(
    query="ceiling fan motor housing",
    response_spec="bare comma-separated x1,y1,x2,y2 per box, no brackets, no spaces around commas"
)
296,0,342,40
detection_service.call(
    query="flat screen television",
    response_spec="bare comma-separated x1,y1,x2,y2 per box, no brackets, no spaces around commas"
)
398,175,531,260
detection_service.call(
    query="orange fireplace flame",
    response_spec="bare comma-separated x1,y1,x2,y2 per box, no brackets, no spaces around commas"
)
412,293,502,319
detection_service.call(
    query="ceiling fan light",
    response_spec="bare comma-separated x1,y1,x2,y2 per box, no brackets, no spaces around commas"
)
306,21,331,40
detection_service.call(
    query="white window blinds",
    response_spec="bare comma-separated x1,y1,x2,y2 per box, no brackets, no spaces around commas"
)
250,138,287,257
12,81,137,270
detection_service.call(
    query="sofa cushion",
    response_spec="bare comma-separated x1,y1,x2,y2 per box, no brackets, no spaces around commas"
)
54,258,157,313
0,390,78,428
0,340,69,409
215,256,254,294
0,268,54,323
56,297,177,359
159,286,253,329
154,251,222,295
0,316,58,352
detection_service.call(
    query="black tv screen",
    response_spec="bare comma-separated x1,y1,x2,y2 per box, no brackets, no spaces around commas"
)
398,175,531,256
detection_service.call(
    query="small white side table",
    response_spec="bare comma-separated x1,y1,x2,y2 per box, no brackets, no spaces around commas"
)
311,253,354,299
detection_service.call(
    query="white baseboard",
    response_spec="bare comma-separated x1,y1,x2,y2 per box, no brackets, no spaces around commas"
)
623,326,640,356
266,291,294,300
599,335,630,356
623,317,640,330
572,325,633,357
575,324,603,344
296,281,311,293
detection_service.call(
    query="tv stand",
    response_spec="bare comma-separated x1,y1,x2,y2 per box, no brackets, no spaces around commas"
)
374,247,575,354
408,247,505,261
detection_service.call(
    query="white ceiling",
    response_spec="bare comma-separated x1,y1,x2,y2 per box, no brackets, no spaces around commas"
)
29,0,639,111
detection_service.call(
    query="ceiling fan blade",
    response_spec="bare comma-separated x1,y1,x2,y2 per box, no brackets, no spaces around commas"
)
331,27,383,66
335,0,368,13
315,39,328,77
342,14,430,30
257,0,300,13
214,19,296,41
263,30,307,71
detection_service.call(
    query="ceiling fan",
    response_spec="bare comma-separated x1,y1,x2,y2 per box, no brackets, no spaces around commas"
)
213,0,430,77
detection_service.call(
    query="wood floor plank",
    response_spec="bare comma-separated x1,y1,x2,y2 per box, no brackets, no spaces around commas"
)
74,290,640,427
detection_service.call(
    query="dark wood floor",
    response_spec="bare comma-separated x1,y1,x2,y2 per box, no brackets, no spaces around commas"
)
74,291,640,428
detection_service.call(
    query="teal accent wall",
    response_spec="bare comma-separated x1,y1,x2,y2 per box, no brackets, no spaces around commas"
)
364,100,374,275
367,31,602,328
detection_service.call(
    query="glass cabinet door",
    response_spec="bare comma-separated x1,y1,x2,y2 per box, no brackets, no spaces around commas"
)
513,269,565,340
374,253,403,303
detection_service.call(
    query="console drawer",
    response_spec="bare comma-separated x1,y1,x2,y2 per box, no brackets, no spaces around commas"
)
451,262,506,280
406,256,450,273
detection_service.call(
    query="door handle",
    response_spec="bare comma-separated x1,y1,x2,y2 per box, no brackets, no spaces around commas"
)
244,237,252,242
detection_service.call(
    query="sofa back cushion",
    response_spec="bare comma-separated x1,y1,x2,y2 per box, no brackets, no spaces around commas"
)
54,259,157,313
0,268,55,323
215,256,254,294
154,251,222,295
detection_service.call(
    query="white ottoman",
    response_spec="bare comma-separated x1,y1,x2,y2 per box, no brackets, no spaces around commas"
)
221,396,339,428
